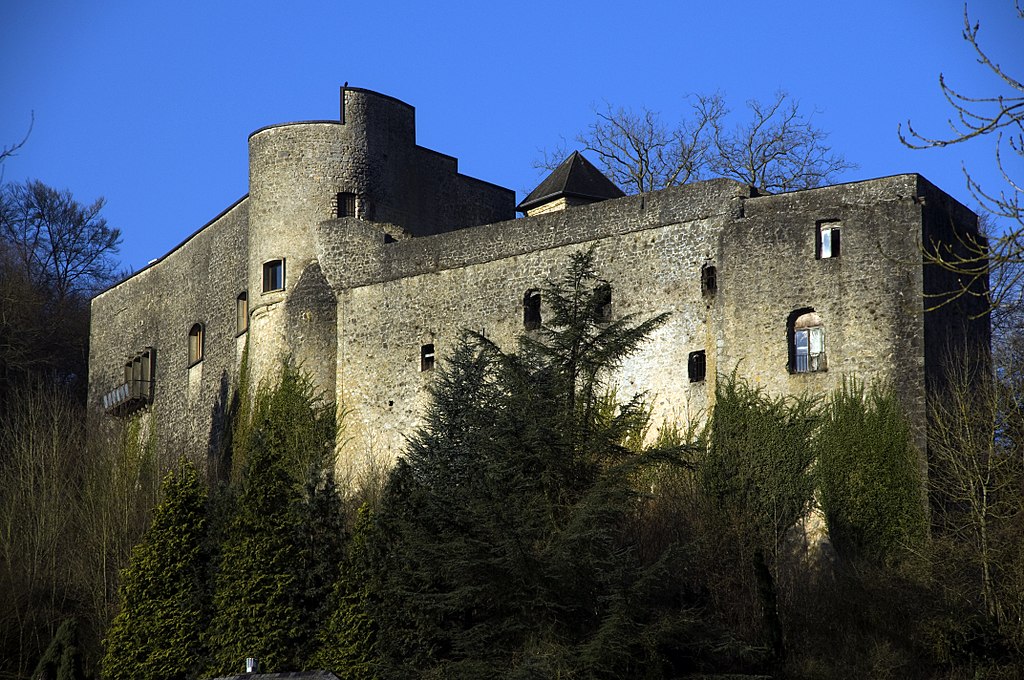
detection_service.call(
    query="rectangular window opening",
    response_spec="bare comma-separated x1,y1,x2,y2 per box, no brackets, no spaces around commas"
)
701,264,717,296
236,292,249,335
262,259,285,293
594,283,612,321
524,290,542,330
420,343,435,372
337,192,357,218
688,350,707,383
817,222,841,259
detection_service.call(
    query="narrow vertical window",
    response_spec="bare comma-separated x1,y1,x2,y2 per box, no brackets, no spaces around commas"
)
420,343,435,372
337,192,357,218
817,222,841,259
523,289,541,330
188,323,204,366
594,283,612,321
688,350,707,382
262,259,285,292
236,292,249,335
701,264,717,296
140,348,154,401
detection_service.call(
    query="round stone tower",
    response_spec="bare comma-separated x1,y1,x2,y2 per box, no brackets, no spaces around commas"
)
245,87,417,389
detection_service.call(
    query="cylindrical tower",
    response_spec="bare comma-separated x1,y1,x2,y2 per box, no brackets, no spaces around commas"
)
245,88,417,388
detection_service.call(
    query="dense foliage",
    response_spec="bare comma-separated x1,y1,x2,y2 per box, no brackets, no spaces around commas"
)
816,380,927,566
102,460,209,680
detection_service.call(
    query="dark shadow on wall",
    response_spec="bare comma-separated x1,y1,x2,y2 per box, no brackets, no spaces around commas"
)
207,369,236,487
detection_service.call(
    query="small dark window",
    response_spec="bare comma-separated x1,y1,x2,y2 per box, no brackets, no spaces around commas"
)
701,264,717,296
337,192,357,218
236,292,248,335
594,283,612,321
263,259,285,292
817,222,841,259
688,350,707,382
524,289,541,330
188,323,204,366
420,343,435,372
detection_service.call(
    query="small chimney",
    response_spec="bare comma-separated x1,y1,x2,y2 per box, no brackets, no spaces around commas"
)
245,658,259,674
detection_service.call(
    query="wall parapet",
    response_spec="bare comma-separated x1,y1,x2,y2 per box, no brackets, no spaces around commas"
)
314,178,753,292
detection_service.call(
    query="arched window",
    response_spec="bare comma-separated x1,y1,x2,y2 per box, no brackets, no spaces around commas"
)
188,323,204,366
789,310,825,373
523,289,541,330
236,292,248,335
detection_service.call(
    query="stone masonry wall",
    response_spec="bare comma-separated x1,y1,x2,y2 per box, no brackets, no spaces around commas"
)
324,174,948,474
719,174,931,453
333,216,724,473
88,198,250,466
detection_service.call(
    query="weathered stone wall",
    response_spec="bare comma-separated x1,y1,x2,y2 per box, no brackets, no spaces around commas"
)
917,175,989,391
718,175,933,454
88,198,250,464
87,85,984,492
326,174,963,474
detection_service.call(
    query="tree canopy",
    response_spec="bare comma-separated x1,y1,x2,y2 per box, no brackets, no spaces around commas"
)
539,91,855,194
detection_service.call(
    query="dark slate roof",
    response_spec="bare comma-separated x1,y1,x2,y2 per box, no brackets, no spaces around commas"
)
517,151,625,213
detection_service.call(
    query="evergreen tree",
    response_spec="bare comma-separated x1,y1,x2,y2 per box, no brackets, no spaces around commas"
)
312,505,380,680
33,618,87,680
358,251,740,677
101,459,209,680
205,364,340,675
696,374,819,668
816,380,926,565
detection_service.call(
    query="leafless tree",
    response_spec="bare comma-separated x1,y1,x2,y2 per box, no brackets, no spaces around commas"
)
1,180,121,302
900,2,1024,314
0,180,120,394
538,91,854,195
929,344,1024,648
709,91,856,193
0,112,33,174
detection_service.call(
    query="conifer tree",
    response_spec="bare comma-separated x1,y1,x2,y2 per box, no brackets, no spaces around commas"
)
312,505,380,680
816,380,926,565
359,251,741,677
101,459,209,680
33,618,87,680
205,364,340,675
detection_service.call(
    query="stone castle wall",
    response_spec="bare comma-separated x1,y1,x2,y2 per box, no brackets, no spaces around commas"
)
87,89,986,481
89,198,250,462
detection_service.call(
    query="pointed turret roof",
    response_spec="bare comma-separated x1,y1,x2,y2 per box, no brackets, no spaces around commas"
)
517,151,625,214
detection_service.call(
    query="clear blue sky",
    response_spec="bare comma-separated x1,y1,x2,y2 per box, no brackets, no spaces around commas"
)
2,1,1021,272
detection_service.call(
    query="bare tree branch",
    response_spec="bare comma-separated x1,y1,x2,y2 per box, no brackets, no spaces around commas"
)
900,3,1024,316
537,91,854,195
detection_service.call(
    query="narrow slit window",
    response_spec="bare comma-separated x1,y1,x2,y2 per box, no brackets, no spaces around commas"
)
817,222,841,259
188,323,204,366
701,264,717,296
420,343,435,372
594,283,612,321
236,292,248,335
688,350,707,382
524,289,541,330
263,259,285,292
337,192,357,218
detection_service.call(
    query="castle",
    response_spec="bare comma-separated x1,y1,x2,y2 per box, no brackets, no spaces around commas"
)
88,87,988,478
